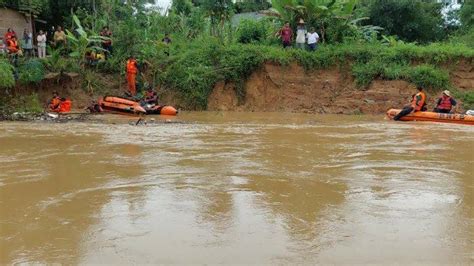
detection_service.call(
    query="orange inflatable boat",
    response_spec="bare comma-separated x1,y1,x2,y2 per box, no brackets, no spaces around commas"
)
387,109,474,125
98,96,146,114
144,104,178,116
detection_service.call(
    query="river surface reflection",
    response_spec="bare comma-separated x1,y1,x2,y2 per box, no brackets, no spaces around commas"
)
0,112,472,264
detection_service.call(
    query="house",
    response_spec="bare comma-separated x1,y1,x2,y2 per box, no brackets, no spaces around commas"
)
0,7,34,39
438,0,463,14
438,0,464,24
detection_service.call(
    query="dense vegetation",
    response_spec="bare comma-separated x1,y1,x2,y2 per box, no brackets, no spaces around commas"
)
1,0,473,114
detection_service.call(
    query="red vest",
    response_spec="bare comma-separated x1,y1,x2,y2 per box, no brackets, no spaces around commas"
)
437,96,452,110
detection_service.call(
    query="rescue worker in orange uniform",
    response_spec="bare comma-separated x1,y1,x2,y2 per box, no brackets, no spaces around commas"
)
394,86,427,121
49,91,61,112
434,90,457,114
126,56,138,96
6,35,20,54
58,98,72,113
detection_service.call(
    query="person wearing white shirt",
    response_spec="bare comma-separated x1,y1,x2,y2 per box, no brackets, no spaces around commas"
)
306,27,319,51
37,30,47,58
295,19,307,49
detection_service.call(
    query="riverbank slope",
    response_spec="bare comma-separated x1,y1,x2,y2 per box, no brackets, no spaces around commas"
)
208,61,473,114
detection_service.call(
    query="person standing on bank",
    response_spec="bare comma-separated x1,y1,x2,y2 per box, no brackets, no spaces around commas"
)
126,55,139,96
295,19,307,49
277,22,293,49
22,29,33,57
307,27,319,51
4,28,16,41
100,26,113,58
37,30,47,58
53,26,67,50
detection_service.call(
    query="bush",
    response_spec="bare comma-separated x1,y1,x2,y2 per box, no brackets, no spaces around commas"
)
459,1,474,30
0,93,43,115
453,90,474,110
352,59,450,90
18,59,45,85
0,59,15,88
11,93,43,113
236,19,274,44
352,60,384,87
407,64,450,90
366,0,444,43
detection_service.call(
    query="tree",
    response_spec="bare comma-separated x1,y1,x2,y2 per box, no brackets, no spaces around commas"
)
0,0,48,15
199,0,234,37
269,0,361,43
459,0,474,30
171,0,193,15
365,0,444,43
234,0,271,13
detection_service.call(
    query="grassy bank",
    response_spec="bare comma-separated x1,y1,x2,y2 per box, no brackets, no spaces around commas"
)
1,41,473,114
158,40,472,109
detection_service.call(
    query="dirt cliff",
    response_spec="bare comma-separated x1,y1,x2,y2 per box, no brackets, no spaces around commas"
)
208,62,473,114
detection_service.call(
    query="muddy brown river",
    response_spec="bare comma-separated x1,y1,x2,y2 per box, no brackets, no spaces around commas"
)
0,112,473,264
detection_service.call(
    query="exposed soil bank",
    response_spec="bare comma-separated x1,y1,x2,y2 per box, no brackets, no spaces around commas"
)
2,60,472,118
208,62,473,114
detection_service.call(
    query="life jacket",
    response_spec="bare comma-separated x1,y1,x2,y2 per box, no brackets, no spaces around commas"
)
126,59,138,74
411,91,426,111
6,39,19,53
58,99,72,113
437,96,452,110
49,96,61,111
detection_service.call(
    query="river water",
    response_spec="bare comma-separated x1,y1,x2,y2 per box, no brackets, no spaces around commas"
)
0,112,473,264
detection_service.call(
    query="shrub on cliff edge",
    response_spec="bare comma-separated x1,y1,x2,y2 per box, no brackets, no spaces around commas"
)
0,59,15,89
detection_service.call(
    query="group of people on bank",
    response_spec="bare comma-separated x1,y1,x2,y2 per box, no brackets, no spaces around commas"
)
1,26,113,59
277,19,320,51
394,88,458,120
48,91,72,113
1,27,66,58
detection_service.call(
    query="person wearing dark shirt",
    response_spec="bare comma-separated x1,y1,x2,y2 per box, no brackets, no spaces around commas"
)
100,26,112,58
144,87,158,105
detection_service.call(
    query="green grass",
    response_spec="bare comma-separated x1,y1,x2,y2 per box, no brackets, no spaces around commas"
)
3,39,473,111
157,41,472,108
0,93,43,116
0,58,15,88
453,90,474,110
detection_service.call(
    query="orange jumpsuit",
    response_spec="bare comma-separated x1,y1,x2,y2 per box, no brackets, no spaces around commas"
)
126,59,138,96
6,39,19,54
58,99,72,113
49,96,61,111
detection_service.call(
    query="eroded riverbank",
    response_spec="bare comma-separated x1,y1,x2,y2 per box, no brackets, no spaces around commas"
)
0,112,473,264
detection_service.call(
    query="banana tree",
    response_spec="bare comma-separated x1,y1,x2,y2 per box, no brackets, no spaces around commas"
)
66,15,109,70
270,0,360,43
200,0,234,39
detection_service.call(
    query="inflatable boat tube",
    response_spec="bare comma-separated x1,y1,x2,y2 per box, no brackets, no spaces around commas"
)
99,96,146,114
387,109,474,125
144,105,178,116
